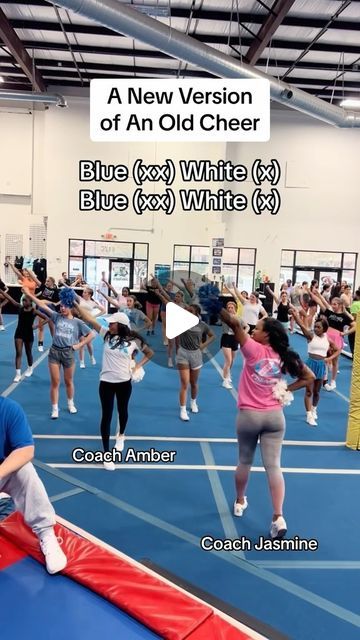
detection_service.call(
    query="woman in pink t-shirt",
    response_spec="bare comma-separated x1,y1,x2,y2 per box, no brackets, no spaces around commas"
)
221,311,313,540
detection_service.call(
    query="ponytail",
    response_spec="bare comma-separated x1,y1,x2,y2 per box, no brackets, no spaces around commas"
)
262,317,304,377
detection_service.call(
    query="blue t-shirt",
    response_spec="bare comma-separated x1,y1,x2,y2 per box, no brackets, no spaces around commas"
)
48,310,90,347
0,397,34,462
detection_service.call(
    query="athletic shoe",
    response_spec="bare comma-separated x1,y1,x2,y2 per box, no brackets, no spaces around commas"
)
168,358,174,368
68,403,77,414
51,408,59,419
180,408,190,421
190,400,199,413
233,497,248,517
324,381,336,391
115,435,125,452
91,356,96,365
306,412,317,427
24,367,33,377
151,330,155,335
163,339,168,346
39,531,67,574
0,325,5,331
38,345,44,352
103,461,116,471
79,361,85,369
222,378,232,389
270,516,287,540
146,331,150,336
311,407,318,420
13,373,21,383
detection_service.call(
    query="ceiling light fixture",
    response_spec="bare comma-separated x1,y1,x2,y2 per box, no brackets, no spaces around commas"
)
340,98,360,109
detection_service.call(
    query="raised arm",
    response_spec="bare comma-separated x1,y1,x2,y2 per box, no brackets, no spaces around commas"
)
290,307,312,340
73,303,102,333
0,289,21,309
21,288,53,316
102,278,118,297
27,269,41,287
220,309,249,347
231,282,248,305
309,289,329,311
8,262,23,280
266,285,279,306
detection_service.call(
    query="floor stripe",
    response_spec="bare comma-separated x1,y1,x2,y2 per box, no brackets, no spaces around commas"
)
33,459,360,630
32,434,346,447
1,349,49,398
45,463,360,474
200,441,245,559
50,487,85,503
2,319,18,329
334,389,350,404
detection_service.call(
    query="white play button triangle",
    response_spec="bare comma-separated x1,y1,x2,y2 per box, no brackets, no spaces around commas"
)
166,302,199,339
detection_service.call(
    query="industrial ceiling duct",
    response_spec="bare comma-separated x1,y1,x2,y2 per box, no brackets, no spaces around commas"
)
0,91,67,107
49,0,359,127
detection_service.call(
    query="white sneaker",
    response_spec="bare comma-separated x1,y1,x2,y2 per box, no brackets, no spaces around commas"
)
91,356,96,365
270,516,287,540
233,497,248,517
222,378,233,389
168,358,173,368
13,373,21,383
311,407,318,420
39,531,67,574
0,325,5,331
38,345,44,352
68,403,77,414
190,400,199,413
79,361,85,369
25,367,33,377
103,460,116,471
306,412,317,427
180,408,190,421
324,381,336,391
51,408,59,419
115,435,125,452
163,339,168,346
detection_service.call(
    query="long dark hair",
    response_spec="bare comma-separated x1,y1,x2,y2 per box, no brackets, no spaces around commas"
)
104,323,146,349
262,317,304,377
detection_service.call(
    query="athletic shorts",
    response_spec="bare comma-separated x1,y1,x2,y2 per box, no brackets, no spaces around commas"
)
176,346,203,370
327,328,344,351
146,302,160,315
14,331,34,343
221,334,239,351
306,356,326,380
48,345,74,368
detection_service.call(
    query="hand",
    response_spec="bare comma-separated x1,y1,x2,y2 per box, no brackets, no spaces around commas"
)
72,343,80,352
22,287,30,295
324,357,331,365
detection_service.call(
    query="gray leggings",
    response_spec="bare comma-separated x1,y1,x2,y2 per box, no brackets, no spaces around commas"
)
236,409,285,468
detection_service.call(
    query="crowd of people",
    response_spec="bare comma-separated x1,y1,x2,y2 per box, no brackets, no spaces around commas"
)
0,264,358,568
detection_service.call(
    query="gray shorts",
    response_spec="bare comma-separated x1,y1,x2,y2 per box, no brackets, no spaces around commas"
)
48,345,74,369
176,346,203,370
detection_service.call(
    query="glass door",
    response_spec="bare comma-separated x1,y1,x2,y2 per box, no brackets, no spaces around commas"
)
109,259,133,291
294,269,315,285
317,269,341,288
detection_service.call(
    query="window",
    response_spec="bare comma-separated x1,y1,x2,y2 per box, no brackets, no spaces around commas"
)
173,244,256,289
280,250,357,289
69,238,149,290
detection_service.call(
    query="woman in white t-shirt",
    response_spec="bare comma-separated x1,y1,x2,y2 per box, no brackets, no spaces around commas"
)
233,289,267,334
75,287,105,368
75,306,153,470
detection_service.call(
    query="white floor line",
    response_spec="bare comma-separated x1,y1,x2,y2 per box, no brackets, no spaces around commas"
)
1,349,49,398
334,389,350,404
2,318,18,329
48,463,360,474
32,434,346,447
56,514,266,640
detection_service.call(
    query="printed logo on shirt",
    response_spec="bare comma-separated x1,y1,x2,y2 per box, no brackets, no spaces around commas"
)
252,359,281,385
108,337,132,354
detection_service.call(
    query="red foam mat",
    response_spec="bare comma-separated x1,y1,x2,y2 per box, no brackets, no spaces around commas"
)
0,512,255,640
0,534,27,571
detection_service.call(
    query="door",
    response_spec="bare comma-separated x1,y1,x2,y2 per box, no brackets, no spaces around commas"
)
294,269,315,285
109,259,133,291
317,269,341,289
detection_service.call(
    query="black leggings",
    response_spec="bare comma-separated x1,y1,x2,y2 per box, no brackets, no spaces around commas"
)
99,380,132,452
15,338,33,369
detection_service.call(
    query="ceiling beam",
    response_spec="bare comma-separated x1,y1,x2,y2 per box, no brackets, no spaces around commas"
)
245,0,296,65
0,8,45,90
4,7,360,30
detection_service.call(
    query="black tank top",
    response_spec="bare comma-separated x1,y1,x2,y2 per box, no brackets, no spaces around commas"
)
277,302,290,322
16,308,35,336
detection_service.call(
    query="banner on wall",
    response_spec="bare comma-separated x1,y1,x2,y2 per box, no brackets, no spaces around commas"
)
154,264,171,285
211,238,224,276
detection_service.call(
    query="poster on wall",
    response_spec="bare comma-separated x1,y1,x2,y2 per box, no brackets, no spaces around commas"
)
154,264,171,285
211,238,224,279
